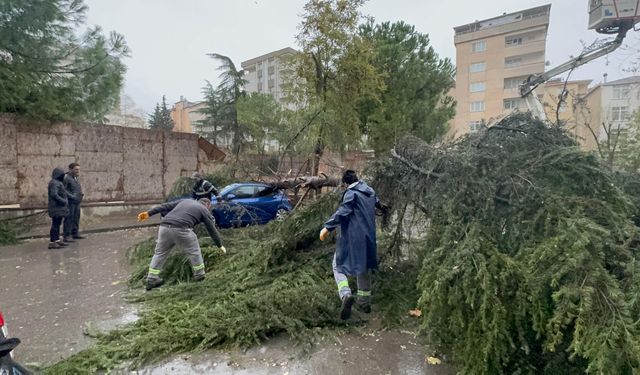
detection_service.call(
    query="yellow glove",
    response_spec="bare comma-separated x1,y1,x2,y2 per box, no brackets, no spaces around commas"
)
137,211,149,222
319,228,330,241
219,246,227,254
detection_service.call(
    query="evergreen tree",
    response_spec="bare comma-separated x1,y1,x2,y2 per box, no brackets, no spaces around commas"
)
200,53,248,160
0,0,129,121
148,96,174,131
359,21,456,153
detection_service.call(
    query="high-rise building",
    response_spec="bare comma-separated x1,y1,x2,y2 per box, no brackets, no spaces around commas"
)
452,4,551,135
241,47,297,105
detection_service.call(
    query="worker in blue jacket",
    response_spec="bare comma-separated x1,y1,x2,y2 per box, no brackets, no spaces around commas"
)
320,170,379,320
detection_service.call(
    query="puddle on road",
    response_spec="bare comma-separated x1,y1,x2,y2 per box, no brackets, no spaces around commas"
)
136,329,455,375
94,308,140,332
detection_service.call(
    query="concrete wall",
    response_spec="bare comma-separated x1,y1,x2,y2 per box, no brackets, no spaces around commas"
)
0,115,217,208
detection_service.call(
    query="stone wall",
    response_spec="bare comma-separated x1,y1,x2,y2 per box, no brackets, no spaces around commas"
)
0,115,221,208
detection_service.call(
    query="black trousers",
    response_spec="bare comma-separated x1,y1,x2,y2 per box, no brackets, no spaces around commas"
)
50,216,63,242
63,203,81,237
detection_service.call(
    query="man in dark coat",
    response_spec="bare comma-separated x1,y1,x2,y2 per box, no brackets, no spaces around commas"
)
190,172,220,201
48,167,70,249
320,170,379,320
63,162,85,242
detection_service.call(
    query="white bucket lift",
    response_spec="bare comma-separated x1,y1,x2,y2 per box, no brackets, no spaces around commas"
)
519,1,640,121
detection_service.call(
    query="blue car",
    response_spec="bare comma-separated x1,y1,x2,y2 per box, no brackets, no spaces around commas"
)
210,183,292,228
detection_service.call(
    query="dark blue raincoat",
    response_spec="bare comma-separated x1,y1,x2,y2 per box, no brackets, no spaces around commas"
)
324,181,378,275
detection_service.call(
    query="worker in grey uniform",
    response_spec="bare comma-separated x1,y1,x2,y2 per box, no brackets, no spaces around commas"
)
137,198,226,290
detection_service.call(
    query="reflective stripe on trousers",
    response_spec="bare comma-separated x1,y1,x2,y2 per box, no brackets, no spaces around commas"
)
147,226,206,280
332,252,371,303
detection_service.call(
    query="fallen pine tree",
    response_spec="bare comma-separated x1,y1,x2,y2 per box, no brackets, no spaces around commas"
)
369,113,640,374
43,191,421,374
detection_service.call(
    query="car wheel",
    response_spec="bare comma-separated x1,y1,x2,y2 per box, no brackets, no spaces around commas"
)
275,208,289,221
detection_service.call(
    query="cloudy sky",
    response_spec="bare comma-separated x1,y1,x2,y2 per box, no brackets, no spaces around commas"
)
84,0,640,114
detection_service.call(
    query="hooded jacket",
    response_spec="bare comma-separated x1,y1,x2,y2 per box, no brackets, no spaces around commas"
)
48,167,69,218
324,180,378,275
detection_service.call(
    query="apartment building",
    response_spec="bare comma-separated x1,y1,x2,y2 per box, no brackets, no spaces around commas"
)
452,4,551,135
241,47,297,106
171,98,204,134
539,79,596,147
574,76,640,148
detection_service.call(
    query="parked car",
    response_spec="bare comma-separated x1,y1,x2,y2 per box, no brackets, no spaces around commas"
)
211,183,292,228
0,310,32,374
168,182,292,228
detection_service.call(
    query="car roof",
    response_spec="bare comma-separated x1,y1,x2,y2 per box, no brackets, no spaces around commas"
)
230,182,269,187
223,182,270,190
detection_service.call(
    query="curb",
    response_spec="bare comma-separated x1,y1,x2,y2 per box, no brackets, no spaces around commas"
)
17,223,159,241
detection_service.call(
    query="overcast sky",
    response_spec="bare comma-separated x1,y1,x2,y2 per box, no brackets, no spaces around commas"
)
84,0,640,114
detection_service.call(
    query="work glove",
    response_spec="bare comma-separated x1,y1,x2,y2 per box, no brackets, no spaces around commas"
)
319,228,330,241
137,211,149,222
219,246,227,254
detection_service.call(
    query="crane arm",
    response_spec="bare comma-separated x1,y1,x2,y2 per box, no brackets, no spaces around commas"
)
519,26,630,98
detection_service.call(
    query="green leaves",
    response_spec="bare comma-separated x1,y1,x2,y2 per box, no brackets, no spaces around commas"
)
371,113,640,374
148,95,174,131
0,0,128,121
199,53,248,159
358,21,455,153
290,0,383,165
236,92,287,154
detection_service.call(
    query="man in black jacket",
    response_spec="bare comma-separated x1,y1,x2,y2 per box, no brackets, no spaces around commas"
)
190,172,220,201
137,198,226,290
48,167,69,249
63,163,85,242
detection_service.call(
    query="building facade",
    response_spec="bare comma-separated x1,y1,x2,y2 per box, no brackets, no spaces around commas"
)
241,47,297,105
540,79,596,148
575,76,640,147
452,4,551,136
170,98,203,134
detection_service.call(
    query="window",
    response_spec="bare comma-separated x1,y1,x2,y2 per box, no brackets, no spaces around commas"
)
611,106,629,121
506,36,523,46
229,186,257,199
613,85,631,99
504,98,523,110
470,62,486,73
504,76,526,89
505,56,523,68
470,82,486,92
255,185,276,197
468,121,483,133
470,101,485,112
472,41,486,53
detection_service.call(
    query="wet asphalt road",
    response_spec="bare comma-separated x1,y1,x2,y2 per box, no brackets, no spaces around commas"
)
0,227,454,374
0,227,155,366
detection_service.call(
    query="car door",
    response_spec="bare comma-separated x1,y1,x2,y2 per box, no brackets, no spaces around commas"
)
251,185,279,223
226,185,258,226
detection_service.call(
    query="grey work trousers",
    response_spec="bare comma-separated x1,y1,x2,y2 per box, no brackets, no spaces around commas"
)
147,226,205,281
332,252,372,303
